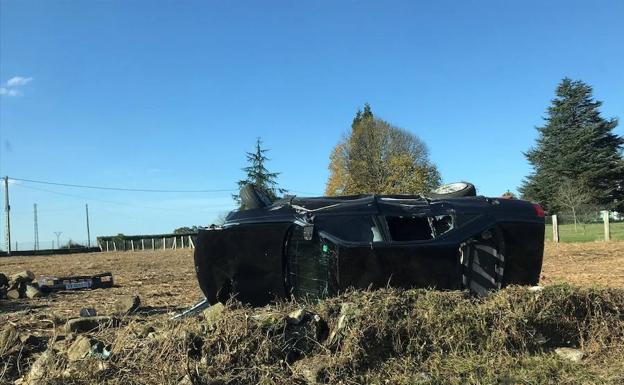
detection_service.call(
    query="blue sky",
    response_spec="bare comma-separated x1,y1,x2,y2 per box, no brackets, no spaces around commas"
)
1,0,623,247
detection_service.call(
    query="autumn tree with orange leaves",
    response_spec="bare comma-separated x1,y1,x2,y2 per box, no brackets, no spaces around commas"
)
325,104,440,196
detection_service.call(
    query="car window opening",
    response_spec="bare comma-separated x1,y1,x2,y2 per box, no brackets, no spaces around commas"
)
387,215,454,241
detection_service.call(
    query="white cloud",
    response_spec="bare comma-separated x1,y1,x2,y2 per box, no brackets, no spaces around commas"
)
0,87,20,96
1,76,33,97
6,76,33,87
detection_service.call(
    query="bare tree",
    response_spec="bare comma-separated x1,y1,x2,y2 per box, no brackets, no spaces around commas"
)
554,180,593,232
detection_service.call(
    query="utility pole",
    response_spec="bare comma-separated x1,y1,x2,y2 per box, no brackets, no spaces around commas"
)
4,176,11,255
54,231,62,249
85,204,91,247
34,203,39,250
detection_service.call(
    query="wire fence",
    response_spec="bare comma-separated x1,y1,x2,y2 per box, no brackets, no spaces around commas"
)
545,210,622,243
11,240,93,251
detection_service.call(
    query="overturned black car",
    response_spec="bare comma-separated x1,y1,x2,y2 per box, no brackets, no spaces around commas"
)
194,183,545,306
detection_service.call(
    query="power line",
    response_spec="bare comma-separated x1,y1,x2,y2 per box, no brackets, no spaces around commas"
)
9,177,237,193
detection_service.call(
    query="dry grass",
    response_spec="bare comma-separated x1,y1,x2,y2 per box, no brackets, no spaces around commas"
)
541,242,624,288
1,243,623,384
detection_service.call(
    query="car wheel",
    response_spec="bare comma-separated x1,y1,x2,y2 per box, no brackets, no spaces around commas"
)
460,227,505,296
240,184,273,210
430,182,476,198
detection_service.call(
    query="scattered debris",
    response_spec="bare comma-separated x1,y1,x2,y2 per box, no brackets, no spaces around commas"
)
67,335,95,361
286,308,308,325
24,350,56,383
39,272,114,293
79,307,98,317
202,302,225,327
114,295,141,315
0,324,20,356
555,347,584,362
25,284,42,299
65,316,121,333
529,286,544,292
11,270,35,284
0,272,8,285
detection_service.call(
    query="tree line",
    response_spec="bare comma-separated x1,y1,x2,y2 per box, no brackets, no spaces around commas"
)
176,76,622,231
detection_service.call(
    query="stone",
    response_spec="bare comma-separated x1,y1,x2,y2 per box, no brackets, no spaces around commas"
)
287,308,308,325
26,350,55,382
7,282,27,299
11,271,35,284
202,302,225,326
114,295,141,315
555,347,584,362
292,357,328,384
65,316,121,334
251,311,281,328
25,284,42,299
138,325,156,338
328,302,357,344
79,307,98,317
67,335,94,361
0,324,20,356
528,286,544,292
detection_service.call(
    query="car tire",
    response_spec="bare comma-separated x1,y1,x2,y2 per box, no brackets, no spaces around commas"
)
240,184,273,210
460,227,506,296
430,182,476,198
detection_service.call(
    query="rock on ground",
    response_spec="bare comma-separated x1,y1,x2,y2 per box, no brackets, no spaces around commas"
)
65,316,121,334
25,284,42,299
11,271,35,284
555,347,584,362
67,335,94,362
114,295,141,315
0,324,20,356
202,302,225,327
25,350,56,383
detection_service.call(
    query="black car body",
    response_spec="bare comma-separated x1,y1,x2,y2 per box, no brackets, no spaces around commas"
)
194,187,545,306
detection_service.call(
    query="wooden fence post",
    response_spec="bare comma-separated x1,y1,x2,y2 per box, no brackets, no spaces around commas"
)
113,241,117,252
189,235,194,249
181,236,184,249
552,214,559,243
131,239,135,251
151,238,155,250
602,210,610,242
163,237,166,250
106,241,109,252
141,239,145,250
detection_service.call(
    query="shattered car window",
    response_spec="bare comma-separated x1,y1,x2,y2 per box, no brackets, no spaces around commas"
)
315,215,382,243
386,215,454,241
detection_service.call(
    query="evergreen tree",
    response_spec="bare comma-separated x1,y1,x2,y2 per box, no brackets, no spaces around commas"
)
233,138,286,208
520,78,623,212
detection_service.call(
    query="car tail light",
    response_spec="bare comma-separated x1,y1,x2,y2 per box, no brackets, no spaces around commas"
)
532,203,545,218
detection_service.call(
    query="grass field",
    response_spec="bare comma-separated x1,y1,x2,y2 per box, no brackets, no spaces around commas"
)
545,221,624,242
1,243,623,384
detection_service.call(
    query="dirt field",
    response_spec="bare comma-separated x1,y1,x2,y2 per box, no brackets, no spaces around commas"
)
1,241,623,325
1,242,623,384
541,241,624,288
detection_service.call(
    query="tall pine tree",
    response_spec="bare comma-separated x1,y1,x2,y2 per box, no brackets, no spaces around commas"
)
233,138,286,209
520,78,623,212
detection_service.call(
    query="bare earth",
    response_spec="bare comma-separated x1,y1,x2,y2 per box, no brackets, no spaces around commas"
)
540,241,624,288
1,242,623,384
1,241,623,324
